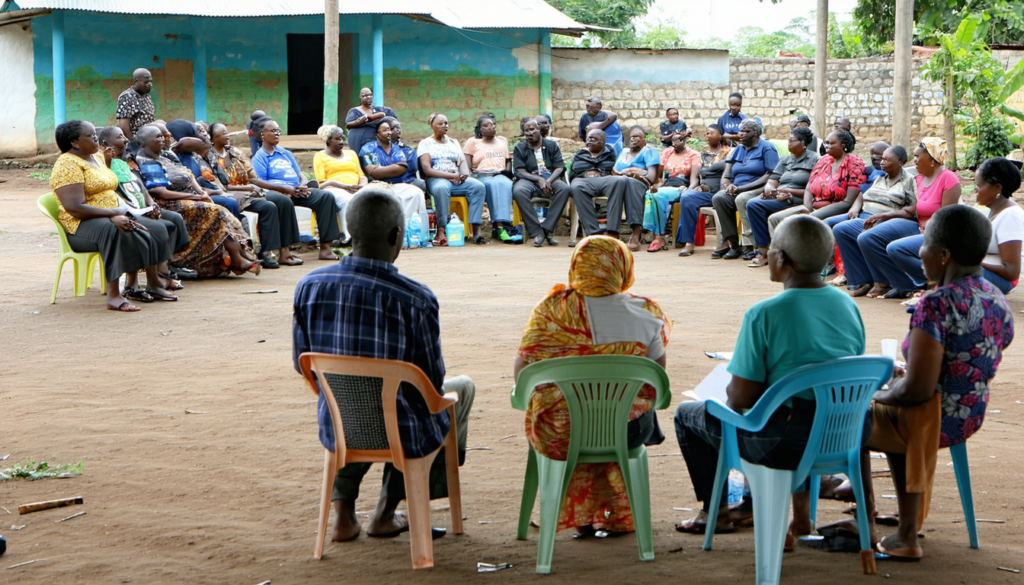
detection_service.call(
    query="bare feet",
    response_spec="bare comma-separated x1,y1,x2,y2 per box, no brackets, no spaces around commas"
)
848,284,872,297
876,533,922,560
676,509,735,534
366,511,408,537
866,284,892,298
331,500,362,542
728,498,753,526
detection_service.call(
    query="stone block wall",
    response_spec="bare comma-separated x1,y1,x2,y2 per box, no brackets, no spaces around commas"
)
552,56,945,150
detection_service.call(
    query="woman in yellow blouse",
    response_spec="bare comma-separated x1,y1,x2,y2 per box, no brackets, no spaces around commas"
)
314,125,367,242
49,120,177,311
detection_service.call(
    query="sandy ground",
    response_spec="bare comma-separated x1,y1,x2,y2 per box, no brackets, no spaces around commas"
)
1,167,1023,585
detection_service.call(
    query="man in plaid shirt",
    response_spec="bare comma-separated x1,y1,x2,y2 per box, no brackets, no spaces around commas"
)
293,187,475,542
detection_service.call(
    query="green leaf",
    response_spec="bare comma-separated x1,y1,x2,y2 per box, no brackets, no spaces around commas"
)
999,103,1024,122
954,14,980,46
996,59,1024,104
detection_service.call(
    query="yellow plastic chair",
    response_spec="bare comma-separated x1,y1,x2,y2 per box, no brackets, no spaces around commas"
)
298,352,464,569
37,192,106,303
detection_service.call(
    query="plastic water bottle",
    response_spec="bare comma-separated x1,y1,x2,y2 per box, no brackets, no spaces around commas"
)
408,214,422,248
535,205,547,220
446,213,465,247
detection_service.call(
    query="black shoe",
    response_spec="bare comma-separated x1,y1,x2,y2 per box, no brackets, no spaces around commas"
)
260,258,280,269
167,266,197,280
710,246,730,259
723,247,743,259
742,250,758,261
542,230,559,246
533,234,545,247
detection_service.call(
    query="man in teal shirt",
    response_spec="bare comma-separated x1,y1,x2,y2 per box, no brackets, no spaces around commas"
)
673,215,865,536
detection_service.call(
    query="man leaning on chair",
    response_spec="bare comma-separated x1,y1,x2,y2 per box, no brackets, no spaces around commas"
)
292,187,475,542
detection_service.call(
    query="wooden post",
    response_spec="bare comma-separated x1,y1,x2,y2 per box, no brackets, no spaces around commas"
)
892,0,914,148
323,0,339,126
944,74,957,168
814,0,829,141
372,15,383,107
52,9,66,125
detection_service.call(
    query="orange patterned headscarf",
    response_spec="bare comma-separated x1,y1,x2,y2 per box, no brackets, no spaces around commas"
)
518,236,670,363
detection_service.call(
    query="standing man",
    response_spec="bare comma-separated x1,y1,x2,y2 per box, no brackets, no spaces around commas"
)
116,68,156,143
578,96,623,155
717,93,748,144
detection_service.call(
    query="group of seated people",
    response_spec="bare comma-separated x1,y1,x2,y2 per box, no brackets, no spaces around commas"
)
293,185,1014,566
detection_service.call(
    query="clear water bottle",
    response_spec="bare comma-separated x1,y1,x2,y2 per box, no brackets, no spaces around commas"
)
446,213,465,247
408,213,422,248
535,205,547,220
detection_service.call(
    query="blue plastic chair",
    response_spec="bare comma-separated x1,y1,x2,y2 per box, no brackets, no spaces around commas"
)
808,439,979,549
511,355,671,574
702,357,894,584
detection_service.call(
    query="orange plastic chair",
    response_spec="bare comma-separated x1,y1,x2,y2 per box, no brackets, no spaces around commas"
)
298,353,464,569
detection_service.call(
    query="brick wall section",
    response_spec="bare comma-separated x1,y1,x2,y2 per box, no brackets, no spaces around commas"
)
553,56,944,148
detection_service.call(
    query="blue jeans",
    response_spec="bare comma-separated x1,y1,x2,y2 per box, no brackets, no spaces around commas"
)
824,211,872,229
427,177,486,229
855,218,922,291
983,269,1015,294
887,234,927,290
674,189,715,245
643,186,683,234
475,174,513,224
746,196,797,248
209,194,242,220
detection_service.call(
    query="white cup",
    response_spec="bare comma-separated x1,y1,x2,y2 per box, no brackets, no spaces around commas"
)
881,339,898,361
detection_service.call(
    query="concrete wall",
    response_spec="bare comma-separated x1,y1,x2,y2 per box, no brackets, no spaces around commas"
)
0,22,39,157
25,11,544,152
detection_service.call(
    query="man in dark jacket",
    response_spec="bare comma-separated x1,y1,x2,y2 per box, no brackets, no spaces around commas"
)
512,118,571,247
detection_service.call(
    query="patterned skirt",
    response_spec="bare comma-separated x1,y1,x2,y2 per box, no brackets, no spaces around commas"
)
157,199,253,277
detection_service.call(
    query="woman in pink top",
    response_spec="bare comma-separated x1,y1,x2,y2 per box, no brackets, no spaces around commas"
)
883,138,962,296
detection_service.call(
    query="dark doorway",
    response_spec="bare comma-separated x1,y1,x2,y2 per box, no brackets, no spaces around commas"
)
286,34,353,135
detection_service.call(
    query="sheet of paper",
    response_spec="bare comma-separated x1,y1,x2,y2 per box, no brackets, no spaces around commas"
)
127,206,154,218
704,351,733,361
685,363,732,403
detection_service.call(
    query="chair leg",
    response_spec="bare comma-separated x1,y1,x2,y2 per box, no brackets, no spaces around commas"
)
517,447,539,540
846,453,876,574
535,455,568,574
314,450,337,559
702,448,730,551
72,256,88,297
404,455,437,569
950,442,979,548
52,257,66,303
569,200,579,243
444,408,464,535
808,474,820,530
742,462,792,585
626,450,654,562
96,256,107,294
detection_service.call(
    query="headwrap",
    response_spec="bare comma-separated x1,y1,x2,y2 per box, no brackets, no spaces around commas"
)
317,124,344,144
166,119,199,142
919,137,948,165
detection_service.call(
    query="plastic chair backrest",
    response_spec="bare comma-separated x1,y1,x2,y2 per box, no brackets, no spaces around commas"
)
511,355,670,457
720,357,893,490
37,192,74,252
298,352,449,471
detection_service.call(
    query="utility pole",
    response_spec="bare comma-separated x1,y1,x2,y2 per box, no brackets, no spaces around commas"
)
813,0,829,139
892,0,914,148
323,0,339,126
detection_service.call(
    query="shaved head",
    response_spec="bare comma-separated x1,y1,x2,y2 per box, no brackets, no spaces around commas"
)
132,68,153,94
346,187,405,247
772,215,834,274
133,68,151,80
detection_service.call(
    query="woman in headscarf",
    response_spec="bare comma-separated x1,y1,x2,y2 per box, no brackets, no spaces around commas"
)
344,87,397,156
513,236,671,536
314,124,367,243
856,137,961,299
164,119,242,220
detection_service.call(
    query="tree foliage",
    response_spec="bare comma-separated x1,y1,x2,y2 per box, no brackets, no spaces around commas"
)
851,0,1024,50
547,0,657,46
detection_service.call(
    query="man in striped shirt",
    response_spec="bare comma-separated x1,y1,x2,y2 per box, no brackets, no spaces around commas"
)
293,187,475,542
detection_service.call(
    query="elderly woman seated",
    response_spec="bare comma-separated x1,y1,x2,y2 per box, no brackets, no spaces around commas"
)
710,119,780,259
641,131,700,253
359,117,431,247
97,125,189,301
611,125,660,251
513,235,671,537
673,124,732,257
165,119,243,220
742,126,821,267
134,124,261,277
250,119,342,260
820,205,1014,560
674,216,866,535
50,120,178,312
313,124,368,244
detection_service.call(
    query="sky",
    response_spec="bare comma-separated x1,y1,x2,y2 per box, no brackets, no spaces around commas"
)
641,0,860,41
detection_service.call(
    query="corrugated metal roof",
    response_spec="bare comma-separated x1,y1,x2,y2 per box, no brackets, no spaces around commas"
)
11,0,587,29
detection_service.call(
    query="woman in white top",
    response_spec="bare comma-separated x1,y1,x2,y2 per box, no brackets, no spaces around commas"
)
416,112,487,245
975,157,1022,294
464,115,517,243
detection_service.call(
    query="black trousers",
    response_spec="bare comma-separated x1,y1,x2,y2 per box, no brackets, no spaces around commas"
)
246,192,301,252
511,179,571,238
570,176,644,235
293,189,341,243
68,216,173,282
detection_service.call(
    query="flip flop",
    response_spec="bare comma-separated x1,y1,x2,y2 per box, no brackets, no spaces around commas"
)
678,249,694,257
875,514,900,527
107,301,140,312
875,541,922,561
367,524,410,538
124,289,154,303
280,257,304,266
319,254,341,261
165,279,184,291
675,520,735,535
647,239,667,253
147,290,178,302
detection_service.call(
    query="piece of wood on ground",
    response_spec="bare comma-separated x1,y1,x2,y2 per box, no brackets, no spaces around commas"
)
18,496,83,514
7,559,41,569
55,511,87,523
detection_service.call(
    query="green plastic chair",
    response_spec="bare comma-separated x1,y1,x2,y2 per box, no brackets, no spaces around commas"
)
511,355,671,574
37,192,106,303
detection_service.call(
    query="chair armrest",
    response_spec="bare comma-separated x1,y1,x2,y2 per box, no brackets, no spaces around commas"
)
298,353,320,396
705,398,771,433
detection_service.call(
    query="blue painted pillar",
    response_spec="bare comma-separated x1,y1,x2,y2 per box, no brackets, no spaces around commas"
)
372,15,383,106
539,29,552,117
52,10,66,125
190,17,207,121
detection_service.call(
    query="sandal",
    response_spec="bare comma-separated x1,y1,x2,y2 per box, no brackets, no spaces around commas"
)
107,301,140,312
678,248,694,257
827,274,848,287
748,252,767,268
883,289,915,299
647,239,667,253
865,285,892,299
280,257,304,266
875,541,922,561
710,245,730,259
627,237,641,252
434,236,448,247
675,519,735,535
148,290,178,302
165,279,184,291
123,289,154,303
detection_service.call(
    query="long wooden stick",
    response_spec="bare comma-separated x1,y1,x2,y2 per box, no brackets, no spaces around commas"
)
18,496,83,515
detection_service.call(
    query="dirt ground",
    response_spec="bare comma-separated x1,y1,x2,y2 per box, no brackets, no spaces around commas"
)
1,167,1023,585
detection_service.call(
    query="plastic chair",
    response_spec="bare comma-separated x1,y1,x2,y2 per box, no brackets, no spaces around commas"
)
511,355,672,574
512,196,553,236
37,192,106,303
298,352,464,569
807,439,980,549
702,357,894,584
